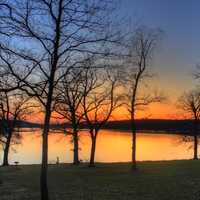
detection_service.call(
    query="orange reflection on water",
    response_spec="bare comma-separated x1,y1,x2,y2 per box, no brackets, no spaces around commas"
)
0,130,198,165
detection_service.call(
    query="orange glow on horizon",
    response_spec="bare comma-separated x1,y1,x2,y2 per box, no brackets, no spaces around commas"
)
26,103,184,124
110,102,184,121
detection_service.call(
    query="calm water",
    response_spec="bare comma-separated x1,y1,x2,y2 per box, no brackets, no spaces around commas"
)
0,129,198,165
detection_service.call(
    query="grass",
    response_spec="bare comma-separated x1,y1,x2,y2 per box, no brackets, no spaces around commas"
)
0,160,200,200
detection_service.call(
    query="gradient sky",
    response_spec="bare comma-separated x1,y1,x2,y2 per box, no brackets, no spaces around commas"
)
115,0,200,119
28,1,200,122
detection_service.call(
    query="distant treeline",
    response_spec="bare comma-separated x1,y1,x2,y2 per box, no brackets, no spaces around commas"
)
101,119,196,134
14,119,198,135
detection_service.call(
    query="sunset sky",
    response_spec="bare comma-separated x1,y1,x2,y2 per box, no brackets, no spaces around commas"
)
115,0,200,119
2,2,200,200
28,1,200,122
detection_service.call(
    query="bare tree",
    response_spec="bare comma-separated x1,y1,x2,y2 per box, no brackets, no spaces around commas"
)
122,27,162,170
82,67,121,167
0,89,32,166
0,1,120,199
178,89,200,160
54,67,88,165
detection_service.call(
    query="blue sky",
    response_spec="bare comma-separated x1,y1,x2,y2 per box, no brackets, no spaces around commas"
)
119,0,200,100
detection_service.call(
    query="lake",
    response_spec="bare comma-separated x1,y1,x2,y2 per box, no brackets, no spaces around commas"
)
0,129,198,165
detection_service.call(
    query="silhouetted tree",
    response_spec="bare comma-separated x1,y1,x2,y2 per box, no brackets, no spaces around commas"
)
54,65,92,165
0,1,120,199
82,67,121,167
0,92,32,166
178,90,200,160
122,27,162,170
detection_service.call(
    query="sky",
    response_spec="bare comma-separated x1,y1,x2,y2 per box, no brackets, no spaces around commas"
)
114,0,200,119
27,0,200,122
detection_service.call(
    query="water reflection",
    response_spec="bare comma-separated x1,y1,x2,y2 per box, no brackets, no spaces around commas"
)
0,129,197,165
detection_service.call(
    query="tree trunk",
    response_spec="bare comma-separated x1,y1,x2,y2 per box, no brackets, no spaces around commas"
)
89,129,97,167
40,106,51,200
131,118,137,170
131,129,137,170
2,131,12,166
89,137,97,167
73,131,79,165
193,120,198,160
194,135,198,160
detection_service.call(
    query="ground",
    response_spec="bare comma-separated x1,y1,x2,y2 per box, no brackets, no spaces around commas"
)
0,160,200,200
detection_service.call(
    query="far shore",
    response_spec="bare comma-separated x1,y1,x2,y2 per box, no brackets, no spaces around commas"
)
14,119,198,135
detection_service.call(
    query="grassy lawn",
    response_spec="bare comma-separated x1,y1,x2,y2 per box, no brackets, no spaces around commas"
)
0,160,200,200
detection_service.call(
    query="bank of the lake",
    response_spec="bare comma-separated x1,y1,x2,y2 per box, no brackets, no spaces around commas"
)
1,160,200,200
